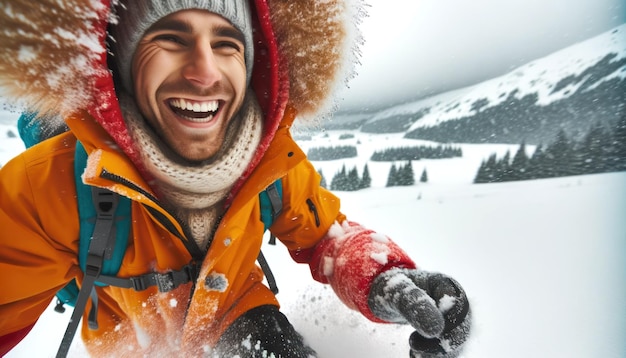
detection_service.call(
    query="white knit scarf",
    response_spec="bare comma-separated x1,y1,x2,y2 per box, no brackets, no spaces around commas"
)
121,91,263,249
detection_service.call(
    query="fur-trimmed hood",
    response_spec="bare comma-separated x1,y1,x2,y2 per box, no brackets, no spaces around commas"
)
0,0,364,166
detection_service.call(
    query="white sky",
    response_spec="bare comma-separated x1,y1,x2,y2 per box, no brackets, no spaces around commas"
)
338,0,626,112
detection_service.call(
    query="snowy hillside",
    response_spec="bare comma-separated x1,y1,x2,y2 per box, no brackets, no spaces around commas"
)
3,125,625,357
405,23,625,126
333,23,626,145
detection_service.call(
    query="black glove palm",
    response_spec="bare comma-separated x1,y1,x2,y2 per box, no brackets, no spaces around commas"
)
368,268,471,358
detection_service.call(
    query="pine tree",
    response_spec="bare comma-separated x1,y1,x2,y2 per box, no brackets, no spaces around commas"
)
401,161,415,186
420,168,428,183
484,154,498,182
347,166,360,191
360,164,371,189
329,170,340,191
498,151,512,182
510,142,529,180
386,164,397,187
544,129,572,177
526,144,547,179
339,164,347,189
602,132,620,173
569,139,586,176
317,169,327,188
330,165,348,191
612,114,626,171
474,160,488,183
579,122,606,174
387,161,416,186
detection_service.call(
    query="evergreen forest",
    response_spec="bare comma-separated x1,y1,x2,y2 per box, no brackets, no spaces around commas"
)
474,115,626,183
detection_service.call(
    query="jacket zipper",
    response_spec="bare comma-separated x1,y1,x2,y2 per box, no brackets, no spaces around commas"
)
306,198,320,227
99,169,205,261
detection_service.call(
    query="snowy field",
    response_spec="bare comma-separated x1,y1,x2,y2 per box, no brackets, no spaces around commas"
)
2,125,625,357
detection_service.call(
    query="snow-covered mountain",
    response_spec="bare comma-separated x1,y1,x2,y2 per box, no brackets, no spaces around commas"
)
331,23,626,145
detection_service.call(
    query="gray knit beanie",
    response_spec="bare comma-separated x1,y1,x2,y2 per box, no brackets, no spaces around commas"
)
111,0,254,94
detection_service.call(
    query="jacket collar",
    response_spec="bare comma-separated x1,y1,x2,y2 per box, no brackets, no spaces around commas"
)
66,111,157,204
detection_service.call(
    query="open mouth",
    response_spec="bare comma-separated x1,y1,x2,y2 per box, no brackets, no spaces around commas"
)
168,98,219,122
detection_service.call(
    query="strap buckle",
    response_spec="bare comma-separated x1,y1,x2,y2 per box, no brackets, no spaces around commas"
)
154,271,176,292
129,263,199,293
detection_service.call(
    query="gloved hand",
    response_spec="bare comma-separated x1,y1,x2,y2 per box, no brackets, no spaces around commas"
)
368,268,471,358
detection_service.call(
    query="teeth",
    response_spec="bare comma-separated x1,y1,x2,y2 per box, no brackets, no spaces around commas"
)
185,114,214,123
170,98,218,113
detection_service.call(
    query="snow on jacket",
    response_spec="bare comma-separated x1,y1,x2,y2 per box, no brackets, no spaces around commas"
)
0,0,416,356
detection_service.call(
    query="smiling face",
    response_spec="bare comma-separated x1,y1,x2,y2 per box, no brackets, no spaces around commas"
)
132,9,247,162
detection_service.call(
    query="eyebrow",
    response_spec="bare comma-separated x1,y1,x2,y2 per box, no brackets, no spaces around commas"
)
214,25,246,46
145,18,193,35
145,18,245,45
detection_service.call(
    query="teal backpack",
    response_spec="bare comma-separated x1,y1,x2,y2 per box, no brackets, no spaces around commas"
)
17,113,283,358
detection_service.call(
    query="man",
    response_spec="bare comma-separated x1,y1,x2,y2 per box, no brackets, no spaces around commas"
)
0,1,471,357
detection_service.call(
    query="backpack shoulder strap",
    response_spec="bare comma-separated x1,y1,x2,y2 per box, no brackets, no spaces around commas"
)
56,142,131,358
74,142,131,276
257,179,284,294
259,178,283,232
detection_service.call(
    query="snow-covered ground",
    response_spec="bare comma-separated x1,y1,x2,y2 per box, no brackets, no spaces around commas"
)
2,125,625,357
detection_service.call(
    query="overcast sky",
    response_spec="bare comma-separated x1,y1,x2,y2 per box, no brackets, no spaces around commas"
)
337,0,626,113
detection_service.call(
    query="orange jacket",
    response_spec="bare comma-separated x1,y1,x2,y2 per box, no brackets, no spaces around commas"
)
0,106,351,356
0,110,416,357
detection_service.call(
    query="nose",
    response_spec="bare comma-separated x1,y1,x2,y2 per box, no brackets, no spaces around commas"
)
182,41,222,87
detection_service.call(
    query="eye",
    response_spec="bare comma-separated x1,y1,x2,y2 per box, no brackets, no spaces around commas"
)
152,34,187,47
213,40,242,53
